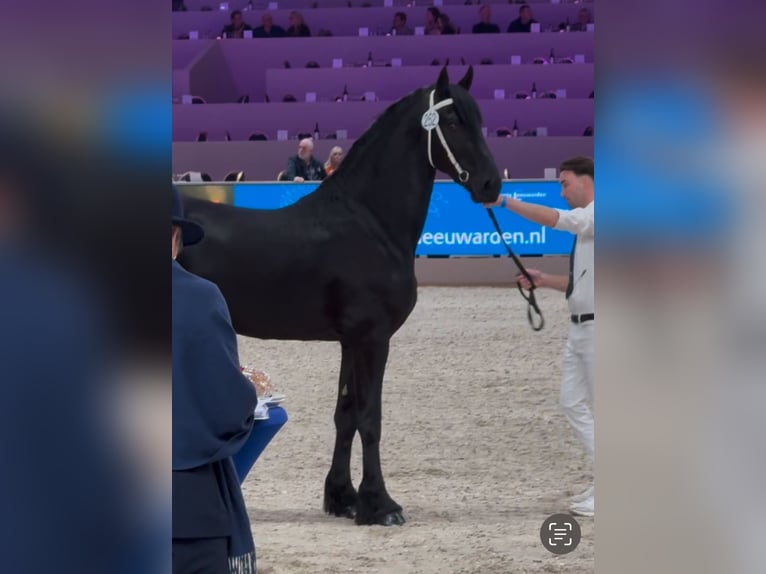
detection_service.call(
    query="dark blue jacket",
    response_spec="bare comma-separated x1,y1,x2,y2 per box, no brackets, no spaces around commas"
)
284,155,326,181
172,260,257,545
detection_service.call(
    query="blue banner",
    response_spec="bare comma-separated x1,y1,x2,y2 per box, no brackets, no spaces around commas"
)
233,180,574,256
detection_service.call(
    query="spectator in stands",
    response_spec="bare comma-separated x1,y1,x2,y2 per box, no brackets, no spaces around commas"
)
284,138,326,182
391,12,413,35
438,13,458,34
253,13,286,38
507,4,538,33
570,8,592,31
286,11,311,37
221,10,253,39
425,7,441,35
472,5,500,34
324,146,343,176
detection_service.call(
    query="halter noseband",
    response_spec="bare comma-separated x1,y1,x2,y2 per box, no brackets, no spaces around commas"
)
421,90,470,183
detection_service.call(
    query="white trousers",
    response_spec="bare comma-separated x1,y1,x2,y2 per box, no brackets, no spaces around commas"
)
560,322,594,463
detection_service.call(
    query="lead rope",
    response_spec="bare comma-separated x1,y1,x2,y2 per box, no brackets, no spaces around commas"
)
486,208,545,331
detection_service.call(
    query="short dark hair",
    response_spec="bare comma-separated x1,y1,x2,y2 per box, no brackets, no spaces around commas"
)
559,156,594,179
519,4,530,13
427,7,441,18
395,11,406,21
231,9,242,18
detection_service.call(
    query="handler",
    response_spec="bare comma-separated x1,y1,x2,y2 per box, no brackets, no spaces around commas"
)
485,156,595,517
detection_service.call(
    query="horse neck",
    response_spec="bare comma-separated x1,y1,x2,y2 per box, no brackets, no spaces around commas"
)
331,91,436,252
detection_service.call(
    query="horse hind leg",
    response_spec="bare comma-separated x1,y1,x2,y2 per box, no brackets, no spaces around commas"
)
324,344,358,519
353,339,405,526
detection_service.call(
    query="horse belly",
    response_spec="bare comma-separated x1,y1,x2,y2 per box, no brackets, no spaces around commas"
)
226,285,340,341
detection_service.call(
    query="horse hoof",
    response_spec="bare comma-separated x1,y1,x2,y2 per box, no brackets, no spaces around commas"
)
379,511,406,526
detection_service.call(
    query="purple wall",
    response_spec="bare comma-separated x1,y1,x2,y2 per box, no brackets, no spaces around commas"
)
172,137,594,181
174,4,594,38
173,70,191,96
173,39,214,69
188,41,242,103
173,98,594,140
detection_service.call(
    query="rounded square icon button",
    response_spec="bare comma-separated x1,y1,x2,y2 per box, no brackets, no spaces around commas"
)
540,513,581,554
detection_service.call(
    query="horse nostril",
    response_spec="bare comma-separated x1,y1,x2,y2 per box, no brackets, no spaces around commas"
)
480,177,501,200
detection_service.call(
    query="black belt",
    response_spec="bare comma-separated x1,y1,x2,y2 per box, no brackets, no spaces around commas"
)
571,313,594,324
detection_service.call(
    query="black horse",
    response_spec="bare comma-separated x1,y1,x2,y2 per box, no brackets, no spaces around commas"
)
179,66,501,526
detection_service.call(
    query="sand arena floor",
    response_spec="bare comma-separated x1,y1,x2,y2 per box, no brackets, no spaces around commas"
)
237,286,594,574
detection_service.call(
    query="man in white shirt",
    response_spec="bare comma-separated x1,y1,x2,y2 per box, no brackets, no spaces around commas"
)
484,156,595,517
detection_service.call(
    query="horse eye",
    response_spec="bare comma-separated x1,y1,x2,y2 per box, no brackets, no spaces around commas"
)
448,122,457,130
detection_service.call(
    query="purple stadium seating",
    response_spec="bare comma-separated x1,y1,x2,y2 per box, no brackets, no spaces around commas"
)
174,4,594,38
171,2,594,180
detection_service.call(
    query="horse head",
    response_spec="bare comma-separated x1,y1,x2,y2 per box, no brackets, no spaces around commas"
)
422,66,501,204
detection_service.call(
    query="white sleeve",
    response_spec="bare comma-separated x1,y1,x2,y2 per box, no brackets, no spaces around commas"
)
554,204,594,237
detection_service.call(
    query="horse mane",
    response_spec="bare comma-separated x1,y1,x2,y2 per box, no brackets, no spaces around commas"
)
329,83,481,182
331,87,426,177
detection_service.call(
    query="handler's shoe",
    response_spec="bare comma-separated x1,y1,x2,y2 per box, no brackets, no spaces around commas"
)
571,484,594,504
570,496,594,517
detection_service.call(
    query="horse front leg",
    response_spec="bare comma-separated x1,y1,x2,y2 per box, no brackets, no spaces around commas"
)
324,343,358,519
353,339,405,526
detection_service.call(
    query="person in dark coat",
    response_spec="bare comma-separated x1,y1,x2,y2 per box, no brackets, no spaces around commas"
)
172,185,258,574
283,138,326,182
253,12,286,38
472,5,500,34
221,10,253,39
507,3,538,33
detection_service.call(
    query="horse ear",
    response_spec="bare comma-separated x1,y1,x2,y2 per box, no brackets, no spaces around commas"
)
436,66,450,96
458,66,474,92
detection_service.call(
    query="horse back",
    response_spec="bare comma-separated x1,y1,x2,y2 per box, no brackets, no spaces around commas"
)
178,197,418,341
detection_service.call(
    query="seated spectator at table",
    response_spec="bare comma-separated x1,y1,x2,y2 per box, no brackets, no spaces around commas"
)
324,146,343,176
472,5,500,34
284,138,326,182
507,4,538,33
286,11,311,37
570,8,593,31
425,7,441,35
221,10,253,38
391,12,413,35
253,12,286,37
438,13,457,34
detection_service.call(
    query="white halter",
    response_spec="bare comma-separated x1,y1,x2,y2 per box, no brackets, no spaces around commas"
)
421,90,470,183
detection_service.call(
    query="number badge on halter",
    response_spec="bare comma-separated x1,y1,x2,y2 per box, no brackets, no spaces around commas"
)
420,109,440,131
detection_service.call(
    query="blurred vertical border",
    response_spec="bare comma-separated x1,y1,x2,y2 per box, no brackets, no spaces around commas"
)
596,2,766,573
0,1,171,572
